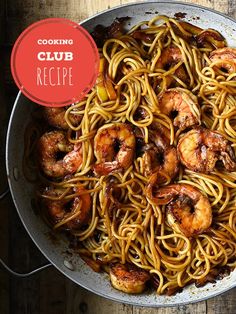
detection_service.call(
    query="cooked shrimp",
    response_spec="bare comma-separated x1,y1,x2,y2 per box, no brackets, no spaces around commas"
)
141,124,179,179
38,131,82,178
156,46,183,70
142,146,178,179
158,88,201,131
177,128,236,173
93,123,135,175
209,48,236,73
43,107,82,129
110,263,150,294
147,183,212,237
156,47,187,88
196,29,226,49
42,186,91,230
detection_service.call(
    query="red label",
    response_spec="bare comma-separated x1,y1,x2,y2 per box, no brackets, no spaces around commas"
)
11,18,99,107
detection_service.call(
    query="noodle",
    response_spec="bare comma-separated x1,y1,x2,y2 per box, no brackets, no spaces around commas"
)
28,16,236,295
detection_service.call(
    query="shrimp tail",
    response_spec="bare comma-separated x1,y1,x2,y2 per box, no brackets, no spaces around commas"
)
145,172,173,204
220,149,236,171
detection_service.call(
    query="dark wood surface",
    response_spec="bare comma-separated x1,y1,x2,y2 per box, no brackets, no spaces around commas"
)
0,1,236,313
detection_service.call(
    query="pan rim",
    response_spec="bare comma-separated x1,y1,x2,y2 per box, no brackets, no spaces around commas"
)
80,0,236,29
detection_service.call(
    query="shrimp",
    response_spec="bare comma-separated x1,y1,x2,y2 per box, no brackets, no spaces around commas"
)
43,107,82,129
142,146,178,179
172,22,226,48
42,186,91,230
196,29,226,49
141,124,179,179
156,46,183,70
38,131,83,178
110,263,150,294
158,88,201,131
93,123,135,176
156,47,188,88
147,183,212,237
177,128,236,173
209,48,236,73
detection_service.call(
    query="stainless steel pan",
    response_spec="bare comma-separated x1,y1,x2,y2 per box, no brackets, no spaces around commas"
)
5,1,236,307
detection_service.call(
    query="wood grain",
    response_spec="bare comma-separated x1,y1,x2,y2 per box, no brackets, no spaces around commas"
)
0,2,9,313
1,0,236,314
8,206,41,314
65,281,133,314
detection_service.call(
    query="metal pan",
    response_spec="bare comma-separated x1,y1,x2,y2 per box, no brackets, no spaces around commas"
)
5,1,236,307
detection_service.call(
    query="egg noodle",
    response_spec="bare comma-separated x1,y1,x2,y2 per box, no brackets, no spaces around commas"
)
27,16,236,295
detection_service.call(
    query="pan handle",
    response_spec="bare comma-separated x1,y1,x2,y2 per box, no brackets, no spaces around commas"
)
0,258,52,278
0,188,52,277
0,187,9,200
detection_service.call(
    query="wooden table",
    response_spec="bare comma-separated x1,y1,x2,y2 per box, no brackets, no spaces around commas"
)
0,0,236,313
